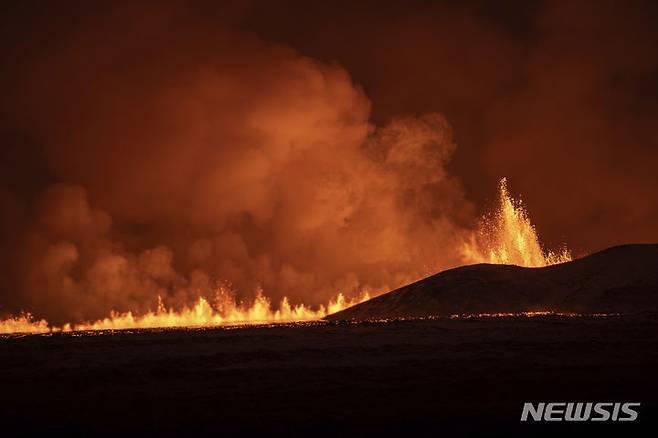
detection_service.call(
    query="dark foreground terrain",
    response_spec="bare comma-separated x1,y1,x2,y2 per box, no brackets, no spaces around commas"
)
1,314,657,436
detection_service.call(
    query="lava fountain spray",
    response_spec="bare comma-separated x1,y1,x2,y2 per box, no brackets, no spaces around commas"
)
462,178,571,267
0,178,571,335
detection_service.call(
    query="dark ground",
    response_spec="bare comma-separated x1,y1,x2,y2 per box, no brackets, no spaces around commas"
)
1,314,657,437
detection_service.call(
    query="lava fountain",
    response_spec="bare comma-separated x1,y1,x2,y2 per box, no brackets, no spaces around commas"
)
0,178,570,335
462,178,571,267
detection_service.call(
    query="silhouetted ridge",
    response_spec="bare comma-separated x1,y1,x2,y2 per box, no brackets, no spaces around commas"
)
327,244,658,320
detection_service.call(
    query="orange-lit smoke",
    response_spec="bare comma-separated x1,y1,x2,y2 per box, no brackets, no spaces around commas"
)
0,5,570,335
0,176,571,335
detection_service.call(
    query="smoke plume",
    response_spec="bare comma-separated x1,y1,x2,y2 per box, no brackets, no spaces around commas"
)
5,0,655,324
0,4,474,323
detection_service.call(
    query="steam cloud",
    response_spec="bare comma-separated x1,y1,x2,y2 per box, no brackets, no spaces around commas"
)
0,5,474,323
4,1,656,324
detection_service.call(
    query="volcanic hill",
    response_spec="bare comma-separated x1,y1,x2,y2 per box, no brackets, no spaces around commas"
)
327,244,658,321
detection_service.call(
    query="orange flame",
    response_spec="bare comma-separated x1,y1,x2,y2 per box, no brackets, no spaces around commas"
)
462,177,571,267
0,178,570,335
0,313,50,334
0,290,370,335
73,290,368,331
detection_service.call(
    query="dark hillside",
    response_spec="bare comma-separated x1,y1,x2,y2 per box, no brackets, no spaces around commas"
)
327,244,658,321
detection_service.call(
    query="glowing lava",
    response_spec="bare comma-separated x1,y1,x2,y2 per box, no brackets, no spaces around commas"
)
0,291,369,335
1,177,570,335
462,177,571,267
0,313,50,335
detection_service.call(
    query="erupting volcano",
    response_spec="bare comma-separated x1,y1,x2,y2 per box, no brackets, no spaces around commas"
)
2,3,658,435
461,178,571,267
1,178,570,334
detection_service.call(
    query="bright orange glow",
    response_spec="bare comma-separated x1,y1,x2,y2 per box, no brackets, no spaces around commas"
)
0,290,369,335
462,177,571,267
0,313,50,334
0,178,571,335
363,311,617,323
73,290,369,331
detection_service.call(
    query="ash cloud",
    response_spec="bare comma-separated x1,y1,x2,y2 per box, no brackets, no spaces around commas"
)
2,0,657,323
0,3,473,322
242,0,658,254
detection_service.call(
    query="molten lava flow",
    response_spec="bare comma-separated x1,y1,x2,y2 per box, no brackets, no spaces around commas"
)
0,290,370,335
73,290,368,331
462,178,571,267
0,313,50,334
0,177,570,335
